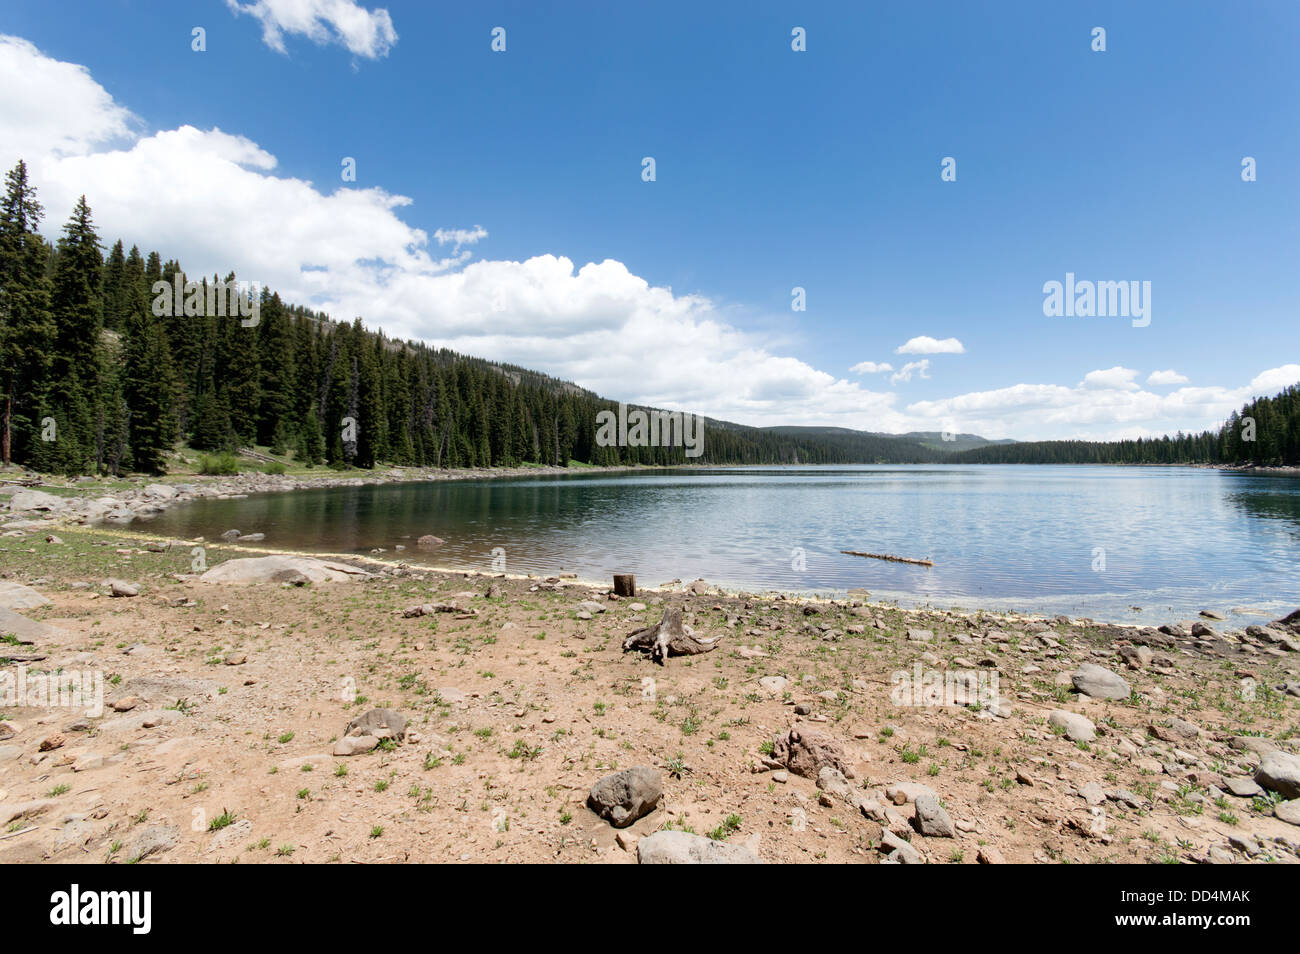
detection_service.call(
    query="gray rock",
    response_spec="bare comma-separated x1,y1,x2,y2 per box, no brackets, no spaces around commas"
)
344,708,406,741
131,824,180,860
588,766,663,828
333,735,379,756
199,556,371,584
1223,776,1263,798
636,830,761,864
0,582,51,610
1253,751,1300,800
1079,781,1106,805
107,579,139,597
1072,663,1131,700
906,628,934,642
8,489,66,512
220,529,241,541
1049,709,1096,742
880,829,924,864
1275,800,1300,826
912,793,955,837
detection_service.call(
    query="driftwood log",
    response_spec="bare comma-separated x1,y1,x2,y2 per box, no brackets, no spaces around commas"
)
623,607,719,664
613,573,636,598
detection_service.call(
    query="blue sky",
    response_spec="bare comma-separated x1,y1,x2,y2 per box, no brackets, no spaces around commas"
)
1,0,1297,439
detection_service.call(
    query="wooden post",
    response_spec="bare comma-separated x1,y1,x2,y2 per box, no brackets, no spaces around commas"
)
613,573,636,598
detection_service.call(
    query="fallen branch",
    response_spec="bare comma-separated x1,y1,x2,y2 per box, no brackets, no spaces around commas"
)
840,550,934,567
623,607,720,665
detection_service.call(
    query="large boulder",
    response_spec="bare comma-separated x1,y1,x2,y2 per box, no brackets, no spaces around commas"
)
1071,663,1130,700
0,582,50,611
199,556,371,584
636,830,761,864
1254,751,1300,800
588,766,663,828
7,489,65,512
771,725,854,780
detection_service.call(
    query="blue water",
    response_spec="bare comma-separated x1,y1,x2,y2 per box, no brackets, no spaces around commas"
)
144,465,1300,626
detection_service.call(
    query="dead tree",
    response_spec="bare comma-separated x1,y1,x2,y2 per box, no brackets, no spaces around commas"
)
623,607,719,665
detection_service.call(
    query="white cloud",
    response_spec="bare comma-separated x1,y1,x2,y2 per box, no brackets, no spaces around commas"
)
226,0,397,58
890,360,931,385
1081,367,1141,391
850,361,893,374
434,226,488,247
0,36,136,162
896,335,965,355
1147,369,1189,386
907,364,1300,442
2,35,1295,445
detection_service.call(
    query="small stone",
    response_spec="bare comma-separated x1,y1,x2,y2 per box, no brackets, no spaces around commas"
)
1049,709,1096,742
912,793,954,837
111,697,139,712
39,734,65,752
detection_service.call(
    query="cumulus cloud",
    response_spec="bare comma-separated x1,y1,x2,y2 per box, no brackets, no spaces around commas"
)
907,364,1300,442
896,335,964,355
1147,369,1189,386
1,34,1294,444
890,360,931,385
226,0,397,58
0,36,137,161
1081,367,1141,391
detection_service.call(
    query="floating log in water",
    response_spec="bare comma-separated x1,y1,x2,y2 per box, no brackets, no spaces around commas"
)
840,550,934,567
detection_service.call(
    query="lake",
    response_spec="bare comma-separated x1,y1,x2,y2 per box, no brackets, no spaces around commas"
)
143,465,1300,626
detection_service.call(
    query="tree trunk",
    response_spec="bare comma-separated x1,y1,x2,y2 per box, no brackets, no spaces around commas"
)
613,573,636,598
623,607,720,664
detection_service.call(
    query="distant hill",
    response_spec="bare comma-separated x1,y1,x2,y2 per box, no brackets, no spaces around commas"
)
760,425,1014,456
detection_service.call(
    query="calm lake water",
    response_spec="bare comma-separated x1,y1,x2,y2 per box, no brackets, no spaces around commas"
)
144,465,1300,626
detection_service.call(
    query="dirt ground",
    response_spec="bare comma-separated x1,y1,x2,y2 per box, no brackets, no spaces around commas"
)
1,525,1298,864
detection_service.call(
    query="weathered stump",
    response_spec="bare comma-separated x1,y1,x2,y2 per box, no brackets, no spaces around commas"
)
613,573,636,598
623,607,719,665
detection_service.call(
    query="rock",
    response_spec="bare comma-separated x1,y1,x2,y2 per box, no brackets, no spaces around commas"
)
906,629,934,642
107,579,139,597
237,533,265,543
1276,800,1300,826
1079,781,1106,805
333,735,379,756
880,829,924,864
758,676,789,694
224,653,247,666
1200,610,1227,620
220,529,242,541
912,793,955,837
0,605,65,644
636,830,761,864
131,824,180,860
977,845,1005,864
199,556,372,584
0,581,50,610
39,734,65,751
1049,709,1096,743
1230,736,1279,756
1150,717,1199,743
1118,644,1153,670
885,781,938,805
417,535,444,548
1253,751,1300,800
345,708,406,741
1223,776,1263,798
588,766,663,828
1071,663,1131,700
615,830,639,852
771,725,854,780
143,483,178,499
0,721,19,740
8,489,66,512
111,697,140,712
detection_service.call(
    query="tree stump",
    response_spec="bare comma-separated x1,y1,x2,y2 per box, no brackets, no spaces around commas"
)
623,607,719,665
613,573,636,598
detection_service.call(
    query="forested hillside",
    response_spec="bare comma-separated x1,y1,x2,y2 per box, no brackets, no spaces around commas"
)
0,163,940,476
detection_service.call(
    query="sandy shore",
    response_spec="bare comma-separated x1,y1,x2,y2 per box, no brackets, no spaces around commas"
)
0,521,1297,865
